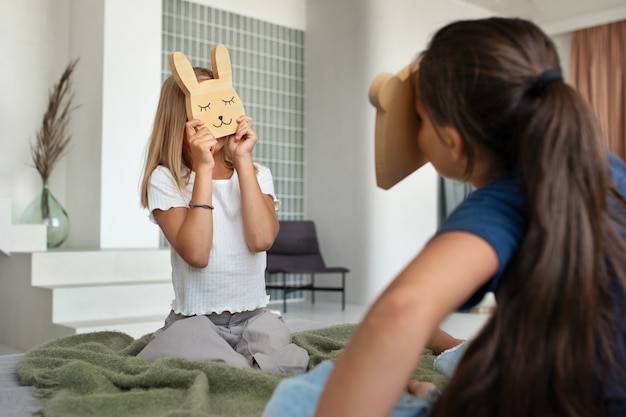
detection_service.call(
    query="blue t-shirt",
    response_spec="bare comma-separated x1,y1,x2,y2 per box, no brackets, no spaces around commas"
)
435,153,626,411
436,171,526,310
436,153,626,310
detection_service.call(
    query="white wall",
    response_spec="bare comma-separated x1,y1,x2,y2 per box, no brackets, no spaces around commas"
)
0,0,71,230
64,0,104,248
98,0,162,248
0,0,619,304
551,33,573,81
305,0,490,306
0,0,303,250
190,0,306,29
64,0,162,249
542,4,626,35
304,0,618,306
0,0,162,249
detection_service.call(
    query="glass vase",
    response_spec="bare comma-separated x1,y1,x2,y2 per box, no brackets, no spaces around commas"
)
20,181,70,248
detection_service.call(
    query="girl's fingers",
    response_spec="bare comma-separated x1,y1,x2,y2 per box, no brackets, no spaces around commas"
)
236,115,252,125
235,117,257,141
406,380,437,397
185,119,206,138
199,134,217,151
188,128,216,157
188,125,214,145
187,119,205,128
236,127,246,140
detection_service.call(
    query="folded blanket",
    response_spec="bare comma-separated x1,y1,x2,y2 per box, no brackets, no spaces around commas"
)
17,324,447,417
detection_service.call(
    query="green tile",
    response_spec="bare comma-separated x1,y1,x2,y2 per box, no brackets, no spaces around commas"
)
162,0,305,223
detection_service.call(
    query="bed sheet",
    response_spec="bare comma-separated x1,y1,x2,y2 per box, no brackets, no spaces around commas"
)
0,353,38,417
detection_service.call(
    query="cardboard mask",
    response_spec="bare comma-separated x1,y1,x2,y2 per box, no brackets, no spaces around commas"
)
169,45,245,138
369,61,427,190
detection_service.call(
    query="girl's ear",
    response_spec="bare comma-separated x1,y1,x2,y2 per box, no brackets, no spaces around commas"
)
442,126,465,161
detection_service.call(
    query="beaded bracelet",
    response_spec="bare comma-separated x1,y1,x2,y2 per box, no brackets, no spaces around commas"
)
188,201,214,210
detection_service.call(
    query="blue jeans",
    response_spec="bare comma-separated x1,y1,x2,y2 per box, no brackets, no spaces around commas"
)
262,360,440,417
262,340,468,417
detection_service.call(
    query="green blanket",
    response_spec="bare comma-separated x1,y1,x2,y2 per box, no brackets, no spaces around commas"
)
17,324,447,417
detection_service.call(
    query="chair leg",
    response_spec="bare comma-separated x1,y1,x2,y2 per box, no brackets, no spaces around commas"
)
311,274,315,305
282,272,287,313
341,273,346,311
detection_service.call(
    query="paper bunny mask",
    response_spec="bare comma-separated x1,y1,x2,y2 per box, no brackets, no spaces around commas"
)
369,62,427,190
169,45,245,138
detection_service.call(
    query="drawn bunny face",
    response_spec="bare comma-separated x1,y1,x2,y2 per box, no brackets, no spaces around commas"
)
169,45,246,138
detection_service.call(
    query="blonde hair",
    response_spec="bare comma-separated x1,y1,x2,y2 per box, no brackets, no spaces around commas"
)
140,67,238,208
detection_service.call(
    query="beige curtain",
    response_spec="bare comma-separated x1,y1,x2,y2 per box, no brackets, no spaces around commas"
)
570,20,626,161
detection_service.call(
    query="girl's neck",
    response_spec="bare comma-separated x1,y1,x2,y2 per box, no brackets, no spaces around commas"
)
467,146,503,188
212,157,234,180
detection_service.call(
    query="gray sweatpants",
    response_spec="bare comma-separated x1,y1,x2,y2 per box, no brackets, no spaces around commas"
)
136,308,310,374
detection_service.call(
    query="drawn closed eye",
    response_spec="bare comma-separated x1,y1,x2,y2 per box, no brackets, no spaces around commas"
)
198,103,211,111
222,97,235,105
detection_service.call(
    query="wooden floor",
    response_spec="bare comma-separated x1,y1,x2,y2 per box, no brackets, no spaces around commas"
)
274,300,490,340
0,301,491,355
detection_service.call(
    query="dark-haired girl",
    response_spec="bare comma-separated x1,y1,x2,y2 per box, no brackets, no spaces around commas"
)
263,16,626,417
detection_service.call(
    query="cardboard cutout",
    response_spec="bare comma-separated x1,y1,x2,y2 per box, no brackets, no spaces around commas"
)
369,62,427,190
169,45,245,138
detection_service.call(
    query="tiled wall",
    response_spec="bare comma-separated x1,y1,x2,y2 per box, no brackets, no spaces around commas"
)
162,0,306,220
162,0,307,301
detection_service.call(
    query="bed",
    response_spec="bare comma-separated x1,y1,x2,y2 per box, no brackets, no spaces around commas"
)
0,319,452,417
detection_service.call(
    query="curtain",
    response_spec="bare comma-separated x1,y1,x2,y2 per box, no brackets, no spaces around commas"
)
570,20,626,161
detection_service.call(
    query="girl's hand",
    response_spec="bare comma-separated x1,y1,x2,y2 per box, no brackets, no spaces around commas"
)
406,379,437,397
228,115,258,161
185,119,217,171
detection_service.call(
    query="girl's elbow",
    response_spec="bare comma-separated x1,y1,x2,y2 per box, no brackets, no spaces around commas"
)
187,257,209,269
380,291,423,319
180,249,211,269
247,231,277,252
378,286,453,329
248,237,274,252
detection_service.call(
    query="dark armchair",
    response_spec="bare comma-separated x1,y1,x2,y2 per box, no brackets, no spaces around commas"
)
265,220,350,312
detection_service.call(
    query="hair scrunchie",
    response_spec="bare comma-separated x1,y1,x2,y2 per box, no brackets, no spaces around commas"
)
528,69,562,97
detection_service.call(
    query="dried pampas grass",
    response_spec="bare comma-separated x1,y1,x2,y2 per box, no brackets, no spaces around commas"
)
30,58,79,182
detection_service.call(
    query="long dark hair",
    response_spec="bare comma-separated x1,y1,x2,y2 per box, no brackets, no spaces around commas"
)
419,17,626,416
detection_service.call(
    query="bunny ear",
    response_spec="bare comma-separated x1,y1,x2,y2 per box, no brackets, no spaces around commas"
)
169,51,198,94
211,44,233,82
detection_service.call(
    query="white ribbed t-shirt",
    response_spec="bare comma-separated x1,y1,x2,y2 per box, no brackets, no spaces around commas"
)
147,164,280,315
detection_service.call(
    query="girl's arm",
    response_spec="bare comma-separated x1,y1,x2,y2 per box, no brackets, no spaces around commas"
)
313,231,499,417
230,116,279,251
154,120,217,268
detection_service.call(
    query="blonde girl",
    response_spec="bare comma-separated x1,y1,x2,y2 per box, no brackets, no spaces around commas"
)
138,67,309,373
